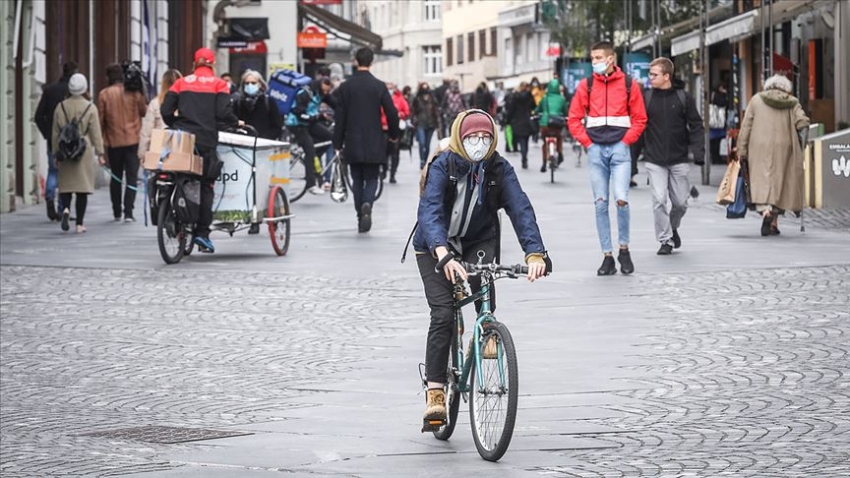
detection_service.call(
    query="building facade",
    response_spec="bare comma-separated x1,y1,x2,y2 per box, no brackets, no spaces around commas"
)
1,0,196,214
352,0,443,89
441,0,506,92
497,1,555,89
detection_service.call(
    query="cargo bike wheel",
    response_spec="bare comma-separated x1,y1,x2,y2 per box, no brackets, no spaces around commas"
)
268,185,291,256
156,199,188,265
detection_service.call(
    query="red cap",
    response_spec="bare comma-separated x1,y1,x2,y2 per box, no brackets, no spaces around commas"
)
460,112,494,139
194,48,215,65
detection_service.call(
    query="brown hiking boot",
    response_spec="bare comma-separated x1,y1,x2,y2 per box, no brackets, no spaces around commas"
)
423,389,447,422
482,336,499,359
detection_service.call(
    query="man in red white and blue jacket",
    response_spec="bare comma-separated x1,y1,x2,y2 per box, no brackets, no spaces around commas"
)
161,47,240,253
568,41,646,277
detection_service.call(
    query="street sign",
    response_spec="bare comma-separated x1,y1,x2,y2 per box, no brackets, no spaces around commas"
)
298,26,327,49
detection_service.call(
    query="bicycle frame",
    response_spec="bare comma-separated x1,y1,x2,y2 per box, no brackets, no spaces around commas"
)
451,277,506,395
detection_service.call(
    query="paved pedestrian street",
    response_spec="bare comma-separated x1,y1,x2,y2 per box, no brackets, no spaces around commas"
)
2,145,848,477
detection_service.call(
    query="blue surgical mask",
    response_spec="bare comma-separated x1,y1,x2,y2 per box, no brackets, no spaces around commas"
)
592,61,608,75
244,83,260,96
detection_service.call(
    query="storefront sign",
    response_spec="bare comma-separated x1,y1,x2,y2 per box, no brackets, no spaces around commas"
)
229,41,267,55
563,60,591,96
624,52,652,89
298,26,327,49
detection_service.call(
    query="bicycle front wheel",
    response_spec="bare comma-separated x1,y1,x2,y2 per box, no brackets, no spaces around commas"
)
469,321,518,462
288,154,308,203
433,337,461,441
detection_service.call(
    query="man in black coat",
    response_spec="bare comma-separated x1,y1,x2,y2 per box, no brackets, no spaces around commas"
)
35,61,78,221
333,47,400,233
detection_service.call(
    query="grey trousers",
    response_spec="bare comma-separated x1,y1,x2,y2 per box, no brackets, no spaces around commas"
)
645,162,690,244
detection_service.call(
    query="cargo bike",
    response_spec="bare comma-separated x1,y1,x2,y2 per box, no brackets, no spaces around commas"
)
147,126,293,265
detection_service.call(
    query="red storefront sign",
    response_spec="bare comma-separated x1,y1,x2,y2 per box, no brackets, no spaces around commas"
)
229,41,268,55
298,26,327,48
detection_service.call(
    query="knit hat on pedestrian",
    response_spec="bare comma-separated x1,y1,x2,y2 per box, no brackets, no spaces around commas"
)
68,73,88,96
460,111,494,139
194,47,216,66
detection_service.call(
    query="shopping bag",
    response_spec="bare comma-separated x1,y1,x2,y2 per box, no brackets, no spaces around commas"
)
726,175,748,219
716,160,741,205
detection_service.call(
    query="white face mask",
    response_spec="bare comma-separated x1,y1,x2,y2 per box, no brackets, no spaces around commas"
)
462,136,492,162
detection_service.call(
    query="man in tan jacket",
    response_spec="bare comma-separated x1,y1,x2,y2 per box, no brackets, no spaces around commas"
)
98,63,147,222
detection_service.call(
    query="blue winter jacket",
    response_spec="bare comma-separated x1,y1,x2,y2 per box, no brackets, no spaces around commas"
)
413,150,545,257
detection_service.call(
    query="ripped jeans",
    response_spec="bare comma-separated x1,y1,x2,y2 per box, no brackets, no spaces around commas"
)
588,142,631,253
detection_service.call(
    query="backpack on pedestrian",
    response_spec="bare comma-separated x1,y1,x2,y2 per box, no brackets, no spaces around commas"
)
56,102,92,162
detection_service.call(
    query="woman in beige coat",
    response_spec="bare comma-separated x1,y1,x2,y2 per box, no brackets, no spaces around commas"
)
737,74,810,236
52,73,105,233
137,69,182,160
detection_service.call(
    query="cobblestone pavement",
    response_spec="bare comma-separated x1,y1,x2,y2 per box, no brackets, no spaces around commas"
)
0,266,422,477
2,144,849,476
537,265,850,477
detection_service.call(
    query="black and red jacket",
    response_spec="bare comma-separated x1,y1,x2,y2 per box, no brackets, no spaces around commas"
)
568,66,646,148
161,65,238,150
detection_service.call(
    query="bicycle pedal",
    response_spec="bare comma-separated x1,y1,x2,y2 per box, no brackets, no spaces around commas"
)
421,418,446,433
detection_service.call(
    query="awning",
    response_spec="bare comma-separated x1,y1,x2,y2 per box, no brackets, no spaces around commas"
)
630,33,655,52
671,0,833,54
705,9,758,46
629,3,733,52
299,3,382,51
671,30,702,56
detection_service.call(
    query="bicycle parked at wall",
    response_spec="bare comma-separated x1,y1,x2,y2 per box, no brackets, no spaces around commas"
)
421,251,527,462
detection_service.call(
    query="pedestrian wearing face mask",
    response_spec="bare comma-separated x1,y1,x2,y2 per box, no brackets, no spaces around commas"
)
412,109,552,426
233,70,282,140
568,41,646,276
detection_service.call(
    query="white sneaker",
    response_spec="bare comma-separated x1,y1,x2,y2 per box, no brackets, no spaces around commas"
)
308,185,325,195
322,181,331,191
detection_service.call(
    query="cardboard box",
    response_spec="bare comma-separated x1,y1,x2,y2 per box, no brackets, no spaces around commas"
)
149,129,196,155
144,151,203,176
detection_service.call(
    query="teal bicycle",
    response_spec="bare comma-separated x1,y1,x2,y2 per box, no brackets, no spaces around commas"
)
423,251,527,462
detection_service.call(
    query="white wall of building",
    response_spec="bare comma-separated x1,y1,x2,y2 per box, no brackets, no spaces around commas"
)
205,0,298,80
497,1,554,89
357,0,443,88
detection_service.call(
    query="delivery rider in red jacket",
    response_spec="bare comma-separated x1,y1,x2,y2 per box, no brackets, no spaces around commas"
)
161,47,241,253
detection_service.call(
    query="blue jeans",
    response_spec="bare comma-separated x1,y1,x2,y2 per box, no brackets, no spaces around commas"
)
416,127,435,168
45,149,58,202
588,142,631,253
322,147,335,183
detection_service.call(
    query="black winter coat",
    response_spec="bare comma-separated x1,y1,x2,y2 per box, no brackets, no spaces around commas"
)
233,93,283,140
35,78,71,141
333,70,400,165
507,91,535,137
638,87,705,166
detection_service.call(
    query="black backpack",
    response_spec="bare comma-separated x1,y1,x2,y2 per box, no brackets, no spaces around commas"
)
56,102,92,162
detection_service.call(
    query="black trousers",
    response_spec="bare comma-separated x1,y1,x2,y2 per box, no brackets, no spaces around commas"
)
292,126,321,188
194,147,219,238
385,135,400,177
59,192,88,226
348,163,380,215
417,240,497,384
107,145,139,219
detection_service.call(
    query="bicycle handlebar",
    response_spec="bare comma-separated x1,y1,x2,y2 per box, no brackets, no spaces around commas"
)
434,255,528,277
462,262,528,276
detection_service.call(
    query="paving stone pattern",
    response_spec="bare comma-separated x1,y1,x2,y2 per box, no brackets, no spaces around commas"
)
537,265,850,477
0,266,420,477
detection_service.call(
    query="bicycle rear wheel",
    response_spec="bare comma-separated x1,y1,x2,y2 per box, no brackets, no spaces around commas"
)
268,186,291,256
288,154,308,203
156,199,186,265
433,337,461,441
469,321,518,462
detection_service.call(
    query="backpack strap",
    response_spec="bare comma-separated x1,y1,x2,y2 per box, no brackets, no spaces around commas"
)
401,153,459,264
79,102,93,135
644,88,653,109
60,102,70,123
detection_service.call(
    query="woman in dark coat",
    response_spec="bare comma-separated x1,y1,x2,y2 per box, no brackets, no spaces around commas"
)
411,82,441,168
507,82,535,169
232,70,283,140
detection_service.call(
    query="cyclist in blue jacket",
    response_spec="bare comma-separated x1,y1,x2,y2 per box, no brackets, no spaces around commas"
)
413,109,552,425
